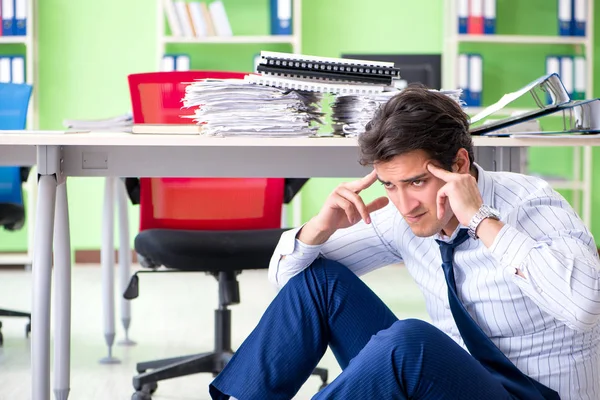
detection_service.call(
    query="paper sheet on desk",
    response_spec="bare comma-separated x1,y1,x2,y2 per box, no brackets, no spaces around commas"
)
183,78,324,137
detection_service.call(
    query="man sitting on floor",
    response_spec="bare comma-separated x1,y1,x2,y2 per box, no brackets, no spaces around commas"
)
209,84,600,400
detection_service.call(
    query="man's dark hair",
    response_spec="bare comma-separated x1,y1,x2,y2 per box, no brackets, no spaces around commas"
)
359,83,473,171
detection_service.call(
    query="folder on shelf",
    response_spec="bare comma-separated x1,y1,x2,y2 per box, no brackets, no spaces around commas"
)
200,2,216,36
208,0,232,37
174,0,194,37
161,55,176,72
163,0,183,37
469,54,483,107
10,56,24,84
0,57,10,82
188,2,207,37
468,0,484,34
560,56,574,98
175,54,190,71
573,0,587,36
1,0,14,36
558,0,572,36
14,0,26,36
573,56,586,100
483,0,496,34
270,0,292,35
457,0,468,34
458,53,470,106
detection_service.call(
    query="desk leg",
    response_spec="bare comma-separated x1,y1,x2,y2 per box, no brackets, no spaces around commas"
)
32,174,58,400
116,178,135,346
99,177,120,364
53,180,72,400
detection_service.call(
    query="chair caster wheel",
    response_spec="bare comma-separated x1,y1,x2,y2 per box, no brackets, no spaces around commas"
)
131,391,152,400
144,382,158,394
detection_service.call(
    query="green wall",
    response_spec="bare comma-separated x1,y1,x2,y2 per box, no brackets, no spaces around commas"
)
0,0,599,252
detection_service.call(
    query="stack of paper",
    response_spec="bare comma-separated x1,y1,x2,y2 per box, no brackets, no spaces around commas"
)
331,89,464,137
63,113,133,132
183,78,324,137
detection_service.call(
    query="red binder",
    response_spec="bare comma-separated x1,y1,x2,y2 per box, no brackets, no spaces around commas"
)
468,0,484,34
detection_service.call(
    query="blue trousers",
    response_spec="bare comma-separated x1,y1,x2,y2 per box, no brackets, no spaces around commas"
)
209,258,513,400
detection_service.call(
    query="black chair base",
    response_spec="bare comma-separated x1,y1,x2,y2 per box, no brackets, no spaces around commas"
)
0,308,31,346
132,351,328,400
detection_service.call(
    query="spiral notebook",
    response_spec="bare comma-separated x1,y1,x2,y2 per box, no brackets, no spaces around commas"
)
256,51,402,85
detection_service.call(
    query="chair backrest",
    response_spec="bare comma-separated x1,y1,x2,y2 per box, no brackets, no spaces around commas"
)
0,83,32,205
128,71,284,231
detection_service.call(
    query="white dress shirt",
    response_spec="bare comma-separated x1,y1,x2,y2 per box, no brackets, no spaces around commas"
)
269,164,600,400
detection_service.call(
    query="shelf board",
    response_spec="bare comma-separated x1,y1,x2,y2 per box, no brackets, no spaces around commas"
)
456,34,588,45
162,35,296,44
0,36,28,44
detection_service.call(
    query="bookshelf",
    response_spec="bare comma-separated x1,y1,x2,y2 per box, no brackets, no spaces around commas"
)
0,0,38,267
156,0,302,69
154,0,303,226
442,0,594,229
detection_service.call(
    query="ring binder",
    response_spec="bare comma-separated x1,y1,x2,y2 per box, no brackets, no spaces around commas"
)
256,51,401,85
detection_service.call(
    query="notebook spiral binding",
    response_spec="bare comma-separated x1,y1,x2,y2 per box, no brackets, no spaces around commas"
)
257,51,402,85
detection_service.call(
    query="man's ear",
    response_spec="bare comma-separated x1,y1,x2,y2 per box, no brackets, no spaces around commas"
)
453,148,470,173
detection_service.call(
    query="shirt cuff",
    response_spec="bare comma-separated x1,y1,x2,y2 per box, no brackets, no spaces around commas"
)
276,225,323,261
488,223,538,276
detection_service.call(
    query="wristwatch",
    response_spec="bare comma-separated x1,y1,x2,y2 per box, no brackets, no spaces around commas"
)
467,204,501,239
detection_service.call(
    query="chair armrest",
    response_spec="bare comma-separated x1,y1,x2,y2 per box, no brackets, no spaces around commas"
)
124,177,141,205
284,178,309,204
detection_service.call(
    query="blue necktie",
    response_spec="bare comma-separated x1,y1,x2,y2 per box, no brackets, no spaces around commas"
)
436,229,560,400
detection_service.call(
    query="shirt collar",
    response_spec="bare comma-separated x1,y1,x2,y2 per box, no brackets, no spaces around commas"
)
434,162,494,243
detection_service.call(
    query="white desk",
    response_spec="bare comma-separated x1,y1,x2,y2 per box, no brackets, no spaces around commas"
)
0,132,597,400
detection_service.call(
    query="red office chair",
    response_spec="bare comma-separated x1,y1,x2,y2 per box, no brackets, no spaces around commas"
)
124,71,324,400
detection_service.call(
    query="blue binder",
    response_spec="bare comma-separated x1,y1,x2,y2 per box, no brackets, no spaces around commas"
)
14,0,27,36
483,0,496,34
270,0,292,35
1,0,15,36
458,0,468,34
558,0,572,36
573,0,586,36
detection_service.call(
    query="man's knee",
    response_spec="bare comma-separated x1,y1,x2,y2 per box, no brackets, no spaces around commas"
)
288,257,358,288
362,319,445,360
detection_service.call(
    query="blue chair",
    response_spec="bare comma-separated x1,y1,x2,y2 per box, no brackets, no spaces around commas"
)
0,82,33,345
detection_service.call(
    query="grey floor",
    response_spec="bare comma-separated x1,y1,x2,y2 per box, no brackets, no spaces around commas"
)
0,263,429,400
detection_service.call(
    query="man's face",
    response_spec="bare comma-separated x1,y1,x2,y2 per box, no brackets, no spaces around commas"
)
374,150,455,237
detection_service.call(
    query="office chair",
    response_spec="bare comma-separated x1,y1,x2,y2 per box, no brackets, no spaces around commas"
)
124,71,325,400
0,83,34,345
